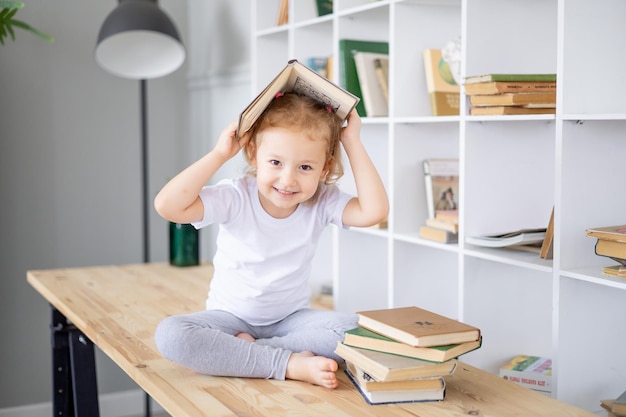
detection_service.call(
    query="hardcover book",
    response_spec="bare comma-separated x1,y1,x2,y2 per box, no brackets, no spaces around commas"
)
464,73,557,84
338,39,389,117
419,225,458,244
345,363,445,405
356,306,480,348
335,342,457,382
603,264,626,278
237,59,359,138
353,51,389,117
469,92,556,106
586,225,626,242
466,228,546,248
464,81,556,95
595,239,626,260
423,158,459,219
469,106,556,116
499,355,552,393
343,326,481,363
423,48,460,116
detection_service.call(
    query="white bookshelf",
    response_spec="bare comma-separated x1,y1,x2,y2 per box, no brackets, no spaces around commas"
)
250,0,626,412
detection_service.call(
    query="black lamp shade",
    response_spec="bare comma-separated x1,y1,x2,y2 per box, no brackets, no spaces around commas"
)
95,0,185,79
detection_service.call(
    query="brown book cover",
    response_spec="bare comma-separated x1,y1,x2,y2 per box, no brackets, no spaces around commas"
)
420,225,458,243
237,59,359,138
595,239,626,260
464,81,556,95
469,106,555,116
469,92,556,106
357,306,480,347
423,49,460,116
586,225,626,243
540,207,554,259
335,342,457,382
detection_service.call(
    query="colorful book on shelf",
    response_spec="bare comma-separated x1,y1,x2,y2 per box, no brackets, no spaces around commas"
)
237,59,359,138
420,225,458,243
464,81,556,95
306,56,329,78
586,225,626,242
469,106,556,116
603,264,626,278
469,92,556,106
343,326,481,363
335,342,457,382
466,228,546,248
423,158,459,220
373,56,389,103
464,73,557,84
423,48,460,116
338,39,389,117
499,355,552,393
353,51,389,117
357,306,480,348
345,363,445,405
315,0,333,16
276,0,288,25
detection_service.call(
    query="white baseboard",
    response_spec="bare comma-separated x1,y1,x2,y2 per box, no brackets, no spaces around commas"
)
0,389,164,417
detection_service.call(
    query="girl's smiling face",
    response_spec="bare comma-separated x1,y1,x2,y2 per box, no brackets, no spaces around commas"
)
251,127,329,219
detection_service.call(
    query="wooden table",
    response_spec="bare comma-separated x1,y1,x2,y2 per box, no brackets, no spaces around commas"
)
28,263,595,417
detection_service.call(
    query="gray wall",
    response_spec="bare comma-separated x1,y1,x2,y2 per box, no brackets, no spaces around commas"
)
0,0,190,408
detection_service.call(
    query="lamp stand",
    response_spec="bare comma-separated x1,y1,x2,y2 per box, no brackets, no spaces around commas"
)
140,79,152,417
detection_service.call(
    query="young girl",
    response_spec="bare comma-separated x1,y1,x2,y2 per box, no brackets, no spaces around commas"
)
154,92,388,389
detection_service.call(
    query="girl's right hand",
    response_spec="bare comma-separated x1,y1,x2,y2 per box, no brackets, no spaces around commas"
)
214,120,249,161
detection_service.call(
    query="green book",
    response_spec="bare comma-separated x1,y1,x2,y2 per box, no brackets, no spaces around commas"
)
343,326,481,363
338,39,389,116
464,73,557,84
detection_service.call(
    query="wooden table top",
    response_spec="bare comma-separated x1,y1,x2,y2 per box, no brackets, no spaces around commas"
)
27,263,595,417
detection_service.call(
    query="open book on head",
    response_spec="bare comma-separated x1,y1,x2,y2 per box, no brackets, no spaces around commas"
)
236,59,360,138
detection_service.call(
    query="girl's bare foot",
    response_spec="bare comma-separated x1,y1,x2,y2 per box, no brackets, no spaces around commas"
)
235,332,256,343
285,351,339,389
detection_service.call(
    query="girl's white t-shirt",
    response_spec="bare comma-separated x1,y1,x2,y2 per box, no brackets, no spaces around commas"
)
192,176,352,326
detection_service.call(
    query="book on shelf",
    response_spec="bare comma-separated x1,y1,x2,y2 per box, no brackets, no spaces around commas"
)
373,56,389,103
595,239,626,260
468,92,556,107
357,306,480,348
338,39,389,117
603,264,626,278
335,342,457,382
420,225,458,244
345,362,445,405
466,228,546,248
343,326,482,363
539,207,555,259
499,355,552,394
464,73,557,84
315,0,333,16
276,0,288,25
423,48,460,116
469,106,556,116
423,158,459,220
426,217,459,234
464,81,556,95
435,209,458,223
236,59,359,138
353,51,389,117
586,225,626,242
306,56,329,78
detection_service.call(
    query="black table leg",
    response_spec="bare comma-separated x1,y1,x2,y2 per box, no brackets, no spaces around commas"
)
50,306,100,417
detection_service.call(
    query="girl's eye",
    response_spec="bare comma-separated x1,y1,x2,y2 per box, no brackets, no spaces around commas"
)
269,160,281,166
300,165,313,171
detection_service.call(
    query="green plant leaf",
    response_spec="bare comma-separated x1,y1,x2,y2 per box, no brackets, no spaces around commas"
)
0,6,54,44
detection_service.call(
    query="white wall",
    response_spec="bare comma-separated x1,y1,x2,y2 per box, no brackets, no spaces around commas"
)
0,0,193,409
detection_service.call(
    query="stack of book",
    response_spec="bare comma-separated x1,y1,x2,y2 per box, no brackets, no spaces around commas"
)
601,390,626,417
586,225,626,278
336,306,482,404
420,210,459,244
464,74,557,116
